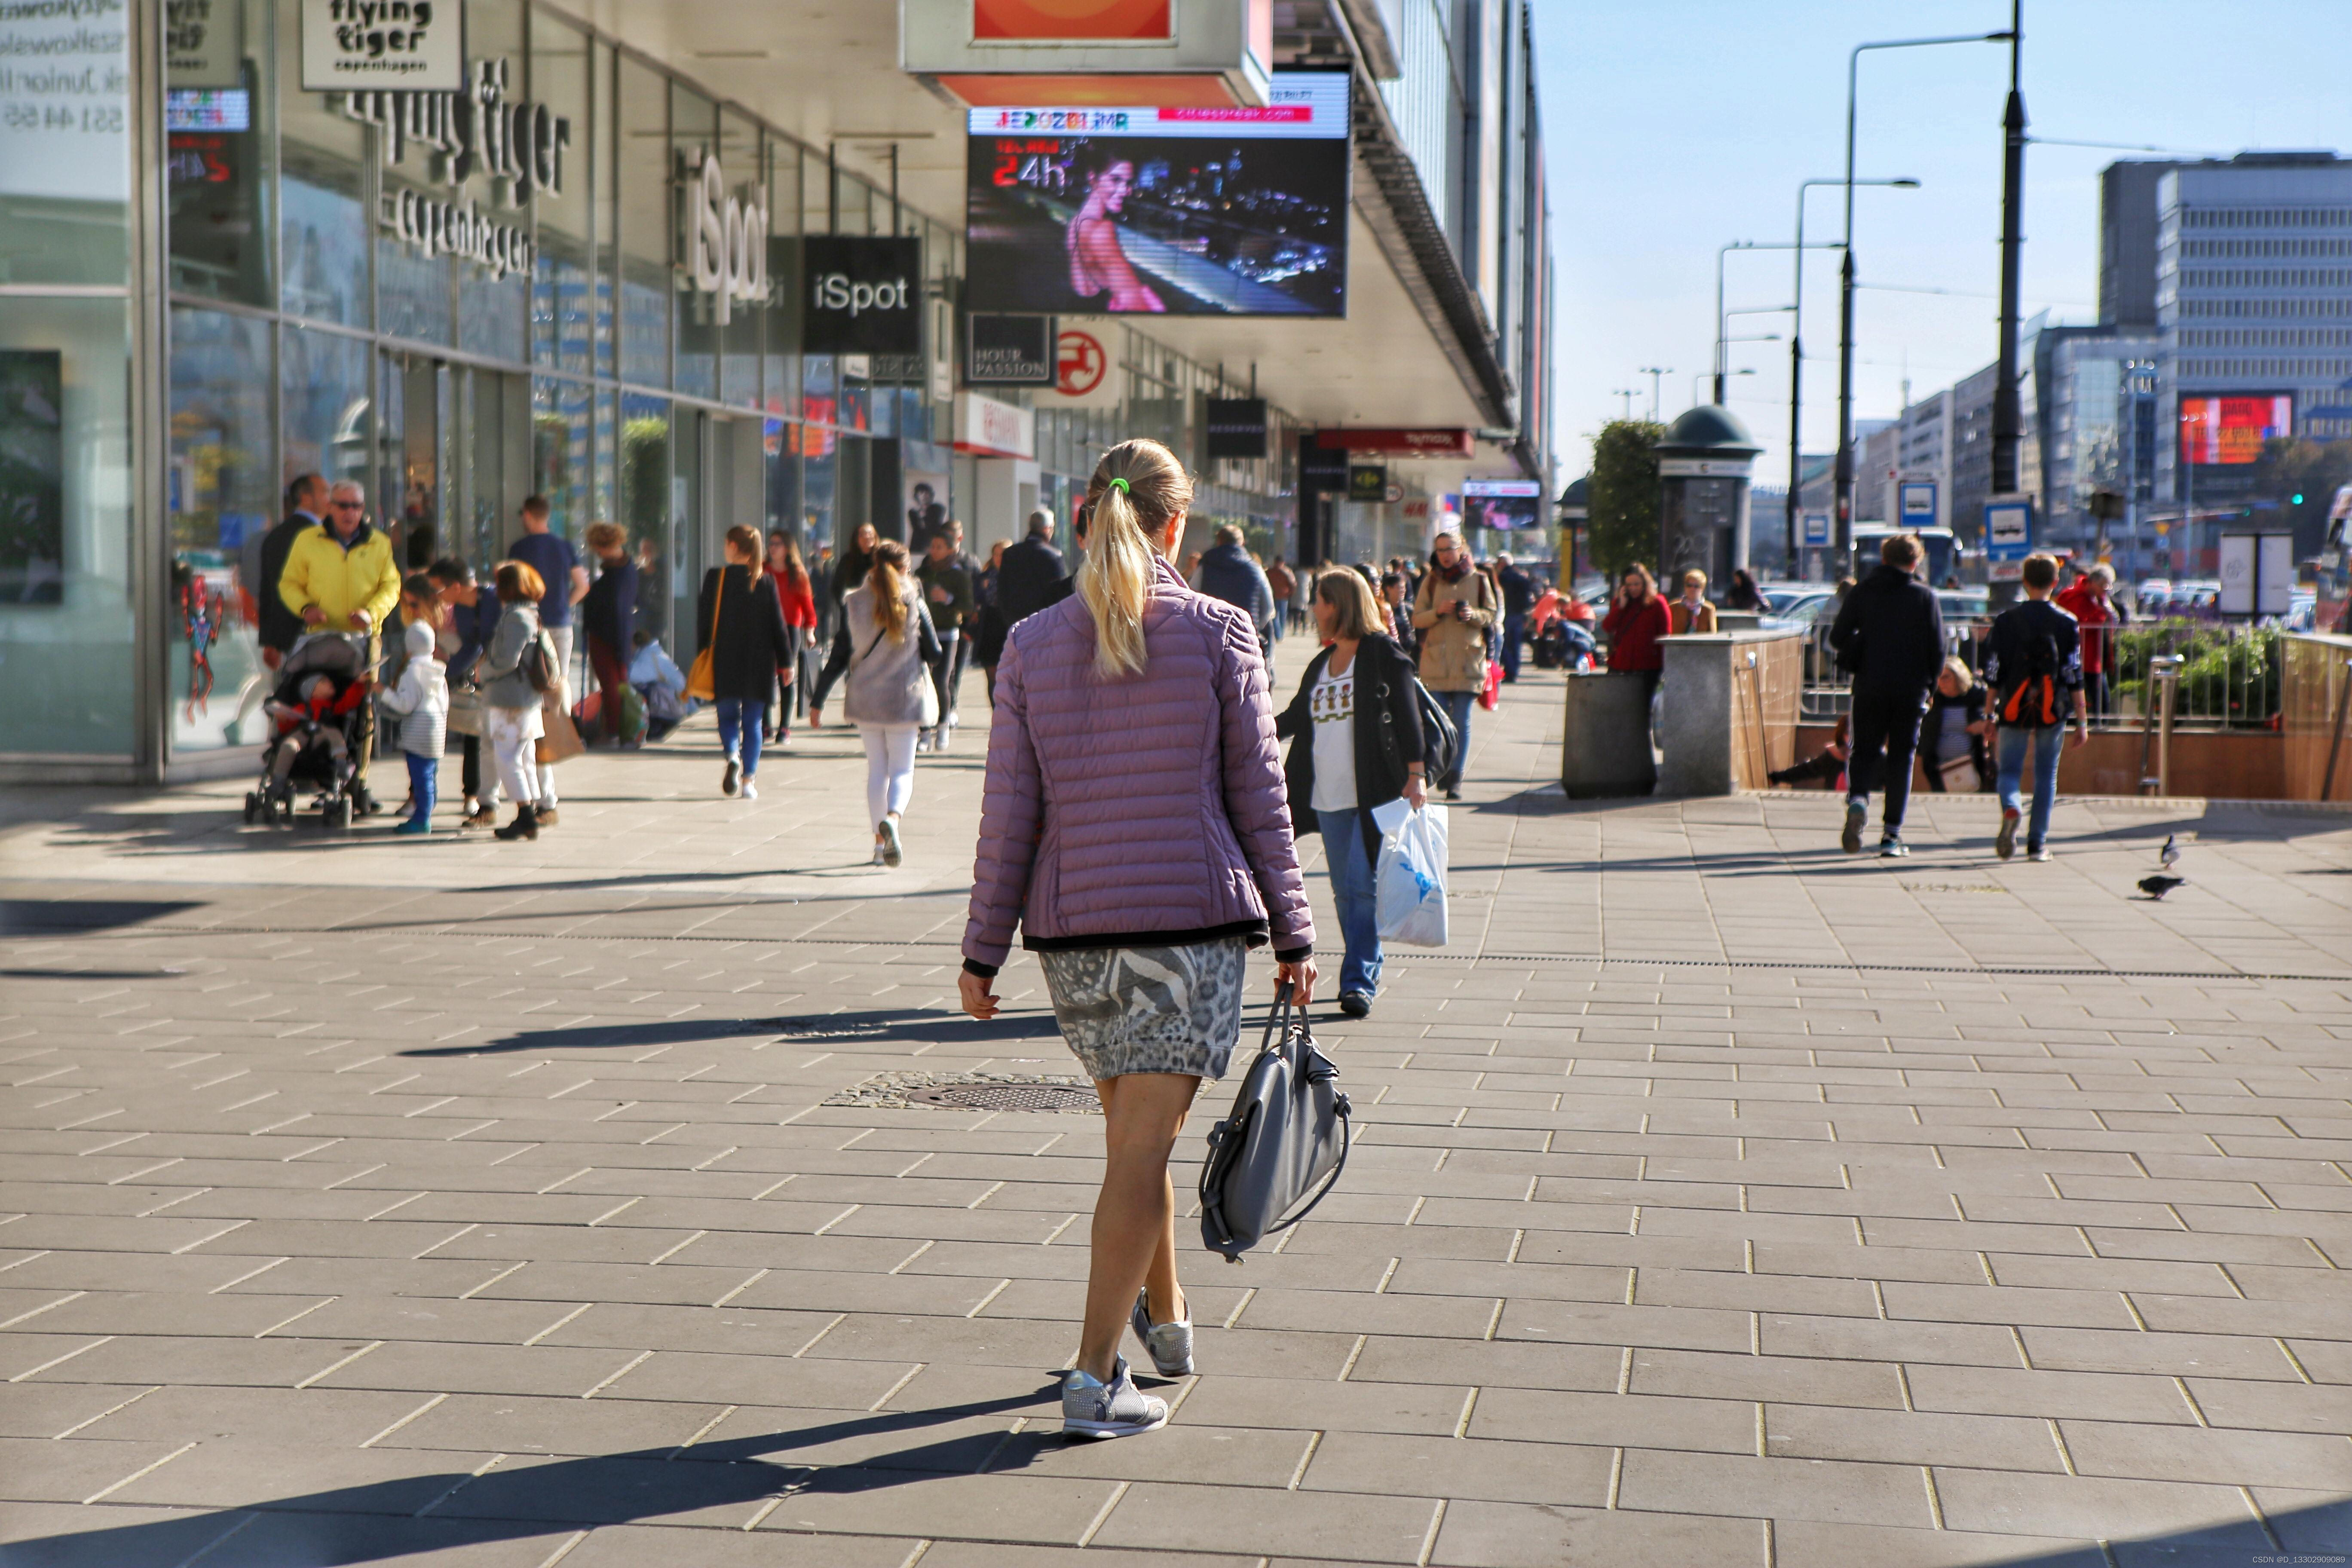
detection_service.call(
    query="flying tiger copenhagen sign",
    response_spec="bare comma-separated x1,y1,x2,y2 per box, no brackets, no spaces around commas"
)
302,0,463,90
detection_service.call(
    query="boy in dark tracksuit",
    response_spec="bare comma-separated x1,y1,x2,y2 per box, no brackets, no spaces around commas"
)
1982,553,2088,861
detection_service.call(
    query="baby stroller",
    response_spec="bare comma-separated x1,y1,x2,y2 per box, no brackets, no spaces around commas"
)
244,633,372,830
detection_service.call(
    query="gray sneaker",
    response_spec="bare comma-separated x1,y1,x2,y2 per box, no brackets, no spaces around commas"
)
1130,1290,1195,1377
1062,1355,1168,1439
1841,800,1866,854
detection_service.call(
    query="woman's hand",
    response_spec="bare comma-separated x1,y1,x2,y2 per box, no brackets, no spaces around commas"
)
959,970,999,1020
1402,773,1428,811
1277,957,1318,1008
808,707,822,729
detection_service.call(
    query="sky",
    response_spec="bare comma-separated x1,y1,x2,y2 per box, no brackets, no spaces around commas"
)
1528,0,2348,489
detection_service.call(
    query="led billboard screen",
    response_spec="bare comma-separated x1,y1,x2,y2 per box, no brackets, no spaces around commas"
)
1461,478,1544,532
965,72,1349,318
2181,394,2292,466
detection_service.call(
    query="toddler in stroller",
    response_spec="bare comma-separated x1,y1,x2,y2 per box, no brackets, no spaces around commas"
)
245,633,372,828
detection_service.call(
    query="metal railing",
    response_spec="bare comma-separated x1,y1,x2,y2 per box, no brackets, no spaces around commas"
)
1798,616,2284,729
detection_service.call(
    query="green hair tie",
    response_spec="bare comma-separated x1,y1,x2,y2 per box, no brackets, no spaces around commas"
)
1108,477,1130,495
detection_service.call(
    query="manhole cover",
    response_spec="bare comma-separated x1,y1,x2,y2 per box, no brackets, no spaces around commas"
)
906,1082,1100,1112
824,1070,1101,1113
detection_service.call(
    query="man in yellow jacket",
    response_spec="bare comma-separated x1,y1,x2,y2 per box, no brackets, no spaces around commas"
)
278,480,402,812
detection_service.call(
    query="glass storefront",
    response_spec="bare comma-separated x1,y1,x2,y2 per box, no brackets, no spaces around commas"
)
0,0,1301,775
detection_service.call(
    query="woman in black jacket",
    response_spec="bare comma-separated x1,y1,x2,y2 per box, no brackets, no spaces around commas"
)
697,524,795,800
1274,567,1427,1019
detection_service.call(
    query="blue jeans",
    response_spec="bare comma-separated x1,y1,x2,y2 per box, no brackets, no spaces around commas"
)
716,698,764,776
1317,809,1382,1000
1437,688,1476,790
1501,613,1526,680
1996,724,2064,850
404,751,437,823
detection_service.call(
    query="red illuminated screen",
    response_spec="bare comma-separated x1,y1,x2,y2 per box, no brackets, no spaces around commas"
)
2180,395,2292,466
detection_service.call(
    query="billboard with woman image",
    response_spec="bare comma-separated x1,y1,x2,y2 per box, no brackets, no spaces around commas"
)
965,73,1350,318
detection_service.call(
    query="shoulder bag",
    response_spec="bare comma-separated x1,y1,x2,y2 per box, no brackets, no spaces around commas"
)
686,567,723,702
1198,983,1351,1262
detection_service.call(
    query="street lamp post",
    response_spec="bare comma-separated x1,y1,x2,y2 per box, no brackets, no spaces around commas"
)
1990,1,2029,499
1714,240,1812,404
1640,368,1674,422
1790,177,1915,575
1697,366,1761,408
1837,29,2012,564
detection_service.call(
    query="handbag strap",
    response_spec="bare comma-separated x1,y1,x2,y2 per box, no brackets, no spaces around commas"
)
710,563,727,638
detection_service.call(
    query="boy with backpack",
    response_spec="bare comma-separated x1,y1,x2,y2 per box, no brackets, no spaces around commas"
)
1982,553,2089,861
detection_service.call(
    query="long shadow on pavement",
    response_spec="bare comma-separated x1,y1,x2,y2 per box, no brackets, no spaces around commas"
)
0,1385,1071,1567
402,1006,1063,1057
3,1418,2340,1567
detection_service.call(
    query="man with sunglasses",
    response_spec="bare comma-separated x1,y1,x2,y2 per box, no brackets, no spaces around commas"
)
279,480,402,814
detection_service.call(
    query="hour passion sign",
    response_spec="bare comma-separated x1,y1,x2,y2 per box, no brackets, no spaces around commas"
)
302,0,464,91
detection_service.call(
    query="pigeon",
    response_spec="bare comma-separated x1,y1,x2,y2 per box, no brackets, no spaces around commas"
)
2138,874,2186,901
2159,834,2181,870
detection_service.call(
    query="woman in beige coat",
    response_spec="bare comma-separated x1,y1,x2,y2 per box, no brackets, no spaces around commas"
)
1411,530,1495,799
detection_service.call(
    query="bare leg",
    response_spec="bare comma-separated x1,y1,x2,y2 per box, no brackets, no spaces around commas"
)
1078,1072,1197,1382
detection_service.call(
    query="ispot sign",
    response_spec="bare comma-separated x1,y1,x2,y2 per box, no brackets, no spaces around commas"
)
802,236,922,355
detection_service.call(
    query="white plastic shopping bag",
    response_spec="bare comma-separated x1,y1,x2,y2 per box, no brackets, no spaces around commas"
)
1370,797,1449,947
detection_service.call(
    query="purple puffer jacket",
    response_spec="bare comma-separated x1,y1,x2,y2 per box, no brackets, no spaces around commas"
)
963,554,1314,972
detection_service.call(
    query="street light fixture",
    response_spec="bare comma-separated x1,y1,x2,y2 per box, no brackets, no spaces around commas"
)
1789,175,1917,573
1639,368,1674,422
1697,367,1759,407
1837,29,2010,563
1714,242,1821,404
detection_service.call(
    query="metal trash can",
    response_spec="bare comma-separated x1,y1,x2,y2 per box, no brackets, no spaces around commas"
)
1562,670,1658,798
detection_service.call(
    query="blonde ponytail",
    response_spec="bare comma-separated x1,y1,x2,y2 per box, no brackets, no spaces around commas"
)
867,539,910,643
1078,439,1191,680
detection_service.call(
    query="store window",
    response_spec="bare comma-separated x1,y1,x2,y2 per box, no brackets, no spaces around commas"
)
671,84,718,402
167,0,275,306
617,57,669,389
531,12,594,378
533,377,592,542
282,324,371,496
0,0,130,290
278,0,368,327
0,299,136,756
619,392,671,640
454,0,528,366
168,308,273,754
719,110,763,409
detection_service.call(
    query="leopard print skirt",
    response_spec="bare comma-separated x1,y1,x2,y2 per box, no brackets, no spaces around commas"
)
1036,937,1250,1082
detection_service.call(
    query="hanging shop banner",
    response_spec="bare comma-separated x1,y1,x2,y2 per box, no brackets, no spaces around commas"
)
1204,397,1268,460
1298,432,1348,494
681,149,771,327
168,0,245,88
965,71,1349,318
303,0,465,92
974,0,1172,40
0,0,129,203
966,313,1057,386
802,236,921,355
1317,428,1474,459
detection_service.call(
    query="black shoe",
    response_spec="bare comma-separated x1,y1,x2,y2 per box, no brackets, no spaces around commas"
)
721,759,741,797
351,786,381,817
1841,802,1865,854
1338,992,1372,1019
493,804,539,841
1443,787,1462,802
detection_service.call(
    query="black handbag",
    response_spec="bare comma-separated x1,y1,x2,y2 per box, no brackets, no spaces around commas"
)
1198,984,1351,1262
1413,677,1458,784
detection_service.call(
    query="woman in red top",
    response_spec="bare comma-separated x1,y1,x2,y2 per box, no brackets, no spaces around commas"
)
1602,564,1672,692
766,533,819,744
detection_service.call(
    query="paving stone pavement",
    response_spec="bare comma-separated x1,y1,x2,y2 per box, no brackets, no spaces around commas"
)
1,665,2348,1568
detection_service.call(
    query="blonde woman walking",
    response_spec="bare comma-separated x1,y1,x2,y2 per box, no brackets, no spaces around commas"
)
959,438,1316,1440
812,539,940,865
